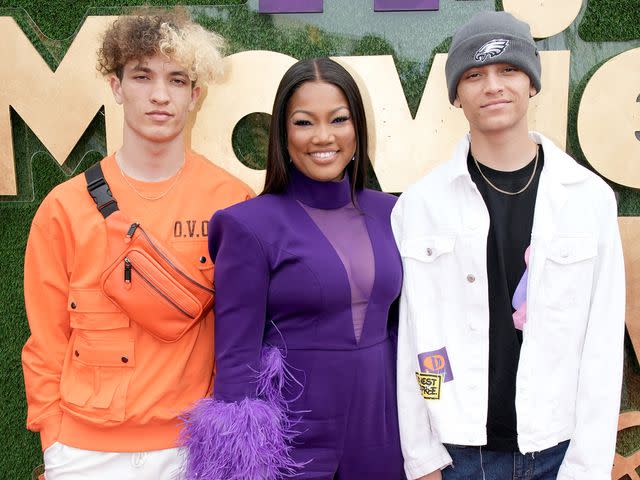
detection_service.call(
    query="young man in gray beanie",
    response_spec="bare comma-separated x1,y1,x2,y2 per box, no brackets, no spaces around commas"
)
392,10,625,480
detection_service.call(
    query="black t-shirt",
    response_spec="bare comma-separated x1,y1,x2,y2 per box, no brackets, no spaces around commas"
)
467,146,544,451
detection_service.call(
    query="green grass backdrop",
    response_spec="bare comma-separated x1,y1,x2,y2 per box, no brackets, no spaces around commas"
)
0,0,639,477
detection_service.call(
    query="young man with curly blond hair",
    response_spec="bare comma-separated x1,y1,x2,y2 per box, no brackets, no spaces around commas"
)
22,8,253,479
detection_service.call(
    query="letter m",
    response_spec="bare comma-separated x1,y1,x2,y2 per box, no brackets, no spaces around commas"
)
0,16,117,195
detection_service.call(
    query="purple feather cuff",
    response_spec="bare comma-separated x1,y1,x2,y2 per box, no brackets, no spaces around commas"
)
180,346,304,480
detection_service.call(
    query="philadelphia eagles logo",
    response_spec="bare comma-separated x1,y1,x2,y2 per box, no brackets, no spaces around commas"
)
474,39,510,62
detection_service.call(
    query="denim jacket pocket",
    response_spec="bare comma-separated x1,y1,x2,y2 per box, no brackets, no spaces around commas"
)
546,237,597,265
400,235,456,303
541,236,598,312
401,235,456,263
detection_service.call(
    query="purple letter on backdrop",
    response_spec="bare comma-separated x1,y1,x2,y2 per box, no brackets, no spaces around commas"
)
259,0,323,13
374,0,439,11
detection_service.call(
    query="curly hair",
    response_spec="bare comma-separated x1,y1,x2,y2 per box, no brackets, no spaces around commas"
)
97,7,225,85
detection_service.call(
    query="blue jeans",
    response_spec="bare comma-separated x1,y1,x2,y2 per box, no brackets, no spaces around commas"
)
442,440,569,480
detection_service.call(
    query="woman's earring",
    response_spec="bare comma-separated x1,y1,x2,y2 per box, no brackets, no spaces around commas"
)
351,155,355,162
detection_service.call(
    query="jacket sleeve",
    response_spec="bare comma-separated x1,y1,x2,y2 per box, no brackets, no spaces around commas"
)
557,189,626,480
210,211,269,401
22,215,71,451
391,197,452,479
182,209,300,480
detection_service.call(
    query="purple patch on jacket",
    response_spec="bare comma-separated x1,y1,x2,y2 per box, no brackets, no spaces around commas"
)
418,347,454,382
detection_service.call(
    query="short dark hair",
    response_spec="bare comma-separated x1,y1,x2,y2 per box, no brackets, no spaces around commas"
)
262,57,369,201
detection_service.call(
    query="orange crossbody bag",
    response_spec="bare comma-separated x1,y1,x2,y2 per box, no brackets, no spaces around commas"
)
85,162,214,343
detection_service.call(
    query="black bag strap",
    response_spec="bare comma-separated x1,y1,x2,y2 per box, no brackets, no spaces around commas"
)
85,162,119,219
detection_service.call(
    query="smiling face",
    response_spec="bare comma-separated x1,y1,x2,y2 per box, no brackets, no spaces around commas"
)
286,81,357,183
110,53,200,147
454,62,536,136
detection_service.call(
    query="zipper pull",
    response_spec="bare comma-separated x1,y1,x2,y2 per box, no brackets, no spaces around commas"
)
124,257,132,285
125,223,139,243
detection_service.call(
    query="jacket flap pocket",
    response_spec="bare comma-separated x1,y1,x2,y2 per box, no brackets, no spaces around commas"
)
68,288,129,330
171,240,214,277
547,237,597,264
198,258,214,273
72,333,135,368
401,235,456,262
68,288,121,313
62,331,135,416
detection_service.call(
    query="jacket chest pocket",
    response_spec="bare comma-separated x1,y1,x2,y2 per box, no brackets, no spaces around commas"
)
60,330,135,423
400,235,456,300
540,236,598,312
170,240,215,286
67,288,129,330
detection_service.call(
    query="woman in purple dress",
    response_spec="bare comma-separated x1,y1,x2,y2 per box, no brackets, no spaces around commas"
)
183,58,404,480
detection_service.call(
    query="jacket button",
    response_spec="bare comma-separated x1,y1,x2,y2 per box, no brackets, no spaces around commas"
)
466,274,476,283
70,302,77,309
199,256,207,264
426,248,433,256
74,350,79,357
121,356,129,363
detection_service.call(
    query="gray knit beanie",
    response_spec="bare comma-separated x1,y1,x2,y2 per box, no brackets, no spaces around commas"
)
445,11,541,105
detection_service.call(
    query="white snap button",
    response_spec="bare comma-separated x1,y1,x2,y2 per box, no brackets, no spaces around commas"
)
426,247,433,256
467,274,476,283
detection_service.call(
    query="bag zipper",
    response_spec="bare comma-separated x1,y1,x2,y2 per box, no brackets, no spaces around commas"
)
125,222,214,294
124,257,132,283
124,256,196,319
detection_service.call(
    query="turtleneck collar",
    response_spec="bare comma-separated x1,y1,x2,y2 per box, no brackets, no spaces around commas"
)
287,165,353,209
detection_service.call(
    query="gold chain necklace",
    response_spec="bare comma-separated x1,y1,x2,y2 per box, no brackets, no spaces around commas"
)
472,145,539,196
116,151,184,201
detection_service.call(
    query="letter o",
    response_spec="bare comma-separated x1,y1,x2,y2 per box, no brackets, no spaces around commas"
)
578,48,640,189
503,0,582,38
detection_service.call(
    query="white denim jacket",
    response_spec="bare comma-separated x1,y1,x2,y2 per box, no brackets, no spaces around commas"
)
391,132,625,480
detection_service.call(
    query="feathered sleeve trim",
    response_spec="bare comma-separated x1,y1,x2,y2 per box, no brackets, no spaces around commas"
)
180,346,305,480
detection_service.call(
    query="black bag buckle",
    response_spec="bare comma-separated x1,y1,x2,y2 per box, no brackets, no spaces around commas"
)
85,163,119,218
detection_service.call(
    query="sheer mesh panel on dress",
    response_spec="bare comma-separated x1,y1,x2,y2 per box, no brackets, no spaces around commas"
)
298,201,374,343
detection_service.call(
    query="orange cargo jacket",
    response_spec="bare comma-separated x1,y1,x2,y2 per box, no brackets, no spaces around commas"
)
22,151,253,452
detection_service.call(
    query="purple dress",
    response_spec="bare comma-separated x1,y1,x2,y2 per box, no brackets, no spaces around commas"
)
183,167,404,480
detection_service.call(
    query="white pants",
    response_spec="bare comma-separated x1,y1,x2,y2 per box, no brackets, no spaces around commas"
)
43,442,185,480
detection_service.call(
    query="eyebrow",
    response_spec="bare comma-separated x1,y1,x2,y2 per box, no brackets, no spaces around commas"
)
130,65,151,74
289,105,350,117
129,65,189,77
